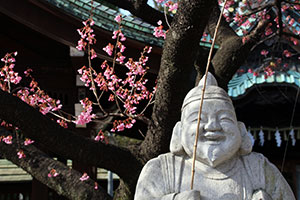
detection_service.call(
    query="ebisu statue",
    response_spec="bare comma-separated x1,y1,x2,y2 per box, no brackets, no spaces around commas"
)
134,73,295,200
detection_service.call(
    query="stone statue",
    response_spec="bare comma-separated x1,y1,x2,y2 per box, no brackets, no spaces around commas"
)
134,73,295,200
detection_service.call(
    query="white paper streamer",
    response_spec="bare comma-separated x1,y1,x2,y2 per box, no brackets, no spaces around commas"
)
275,129,282,147
289,129,296,146
248,129,255,146
259,129,264,146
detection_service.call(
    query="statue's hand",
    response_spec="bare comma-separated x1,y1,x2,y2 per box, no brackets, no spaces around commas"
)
251,190,272,200
174,190,200,200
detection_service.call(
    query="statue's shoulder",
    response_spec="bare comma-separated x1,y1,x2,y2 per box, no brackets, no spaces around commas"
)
240,152,268,189
156,152,182,167
143,153,180,170
241,151,267,163
241,152,269,175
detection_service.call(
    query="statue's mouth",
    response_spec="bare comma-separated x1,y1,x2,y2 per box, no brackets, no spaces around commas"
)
201,132,225,143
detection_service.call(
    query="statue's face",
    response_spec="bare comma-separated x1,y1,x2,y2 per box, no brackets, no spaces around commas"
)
181,99,241,167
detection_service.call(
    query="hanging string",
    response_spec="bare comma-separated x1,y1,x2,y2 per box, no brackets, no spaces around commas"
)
281,85,300,172
190,0,229,190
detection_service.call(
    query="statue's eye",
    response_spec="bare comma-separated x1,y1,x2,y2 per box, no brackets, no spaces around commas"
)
219,116,234,123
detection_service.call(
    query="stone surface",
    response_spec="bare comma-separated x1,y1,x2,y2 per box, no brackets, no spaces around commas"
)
134,73,295,200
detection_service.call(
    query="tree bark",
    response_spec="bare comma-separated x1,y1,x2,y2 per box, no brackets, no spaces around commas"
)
0,128,112,200
140,0,214,162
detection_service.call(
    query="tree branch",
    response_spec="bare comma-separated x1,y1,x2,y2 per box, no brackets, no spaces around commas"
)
212,19,270,89
276,0,283,37
206,0,238,46
283,0,300,5
99,0,172,28
282,31,300,41
0,90,142,184
243,2,274,17
0,128,112,200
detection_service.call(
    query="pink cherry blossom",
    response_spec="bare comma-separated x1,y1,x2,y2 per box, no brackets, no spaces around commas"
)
289,18,295,26
291,38,298,46
114,14,122,23
260,49,269,56
112,30,119,39
119,32,126,41
48,169,59,178
103,43,114,56
2,135,12,144
57,119,68,128
74,98,96,125
166,2,178,13
294,5,300,10
116,54,126,64
116,123,125,131
265,28,273,36
80,173,89,181
119,44,126,52
145,46,152,54
90,48,97,59
76,38,87,51
153,21,166,39
17,150,26,159
24,138,34,146
283,50,292,57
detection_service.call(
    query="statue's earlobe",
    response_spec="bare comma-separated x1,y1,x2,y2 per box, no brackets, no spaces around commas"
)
170,122,185,155
238,121,253,155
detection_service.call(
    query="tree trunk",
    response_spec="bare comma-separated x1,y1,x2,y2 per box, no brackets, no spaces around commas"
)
113,180,135,200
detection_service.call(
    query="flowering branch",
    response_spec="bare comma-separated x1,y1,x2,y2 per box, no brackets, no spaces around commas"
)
76,11,156,132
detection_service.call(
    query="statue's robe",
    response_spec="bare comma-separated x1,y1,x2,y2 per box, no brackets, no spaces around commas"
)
134,152,295,200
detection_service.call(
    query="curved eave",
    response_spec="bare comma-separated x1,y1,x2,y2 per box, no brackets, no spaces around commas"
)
228,70,300,98
44,0,164,47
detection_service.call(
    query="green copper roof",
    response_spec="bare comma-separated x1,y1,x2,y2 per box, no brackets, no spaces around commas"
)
228,70,300,98
44,0,164,46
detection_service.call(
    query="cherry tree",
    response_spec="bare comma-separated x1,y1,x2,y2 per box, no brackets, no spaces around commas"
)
0,0,299,199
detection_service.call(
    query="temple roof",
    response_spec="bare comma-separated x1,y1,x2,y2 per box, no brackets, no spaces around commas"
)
44,0,164,46
228,70,300,98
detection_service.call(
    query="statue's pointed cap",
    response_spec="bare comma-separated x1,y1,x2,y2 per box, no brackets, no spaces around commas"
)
182,72,232,110
198,72,218,87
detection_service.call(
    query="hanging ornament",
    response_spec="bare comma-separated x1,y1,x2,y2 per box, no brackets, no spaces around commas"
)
259,129,264,146
248,129,255,146
289,129,296,146
275,129,282,147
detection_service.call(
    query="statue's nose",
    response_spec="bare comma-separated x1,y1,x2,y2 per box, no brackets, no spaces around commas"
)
204,118,222,131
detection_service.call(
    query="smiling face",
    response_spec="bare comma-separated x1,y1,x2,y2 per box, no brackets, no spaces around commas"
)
180,99,242,167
